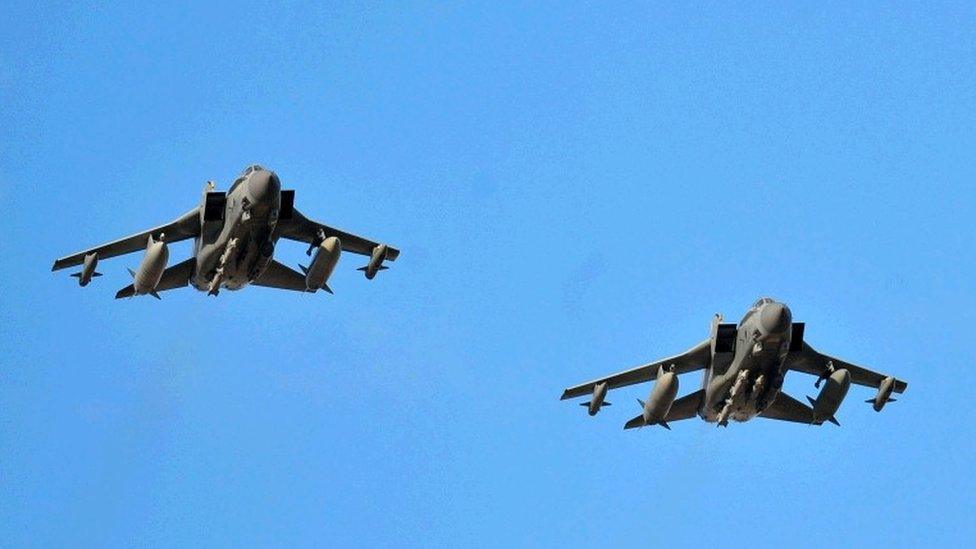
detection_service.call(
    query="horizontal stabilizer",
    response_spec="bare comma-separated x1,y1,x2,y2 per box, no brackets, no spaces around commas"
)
623,415,671,430
579,401,611,407
624,414,646,430
115,258,195,300
115,284,136,299
357,265,389,272
624,390,703,430
759,392,815,424
865,398,896,403
253,260,310,292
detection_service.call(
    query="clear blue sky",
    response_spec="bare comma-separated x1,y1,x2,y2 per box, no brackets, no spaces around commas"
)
2,2,974,547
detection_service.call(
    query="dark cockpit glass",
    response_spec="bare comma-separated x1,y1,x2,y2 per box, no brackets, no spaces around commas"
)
231,165,266,193
752,297,773,308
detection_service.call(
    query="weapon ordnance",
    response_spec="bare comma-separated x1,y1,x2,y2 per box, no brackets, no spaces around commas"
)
130,234,169,299
866,376,897,412
71,252,101,286
580,382,610,416
807,367,850,426
299,236,341,293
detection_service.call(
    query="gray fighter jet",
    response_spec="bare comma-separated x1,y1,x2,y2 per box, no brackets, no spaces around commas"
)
561,298,907,428
52,165,399,298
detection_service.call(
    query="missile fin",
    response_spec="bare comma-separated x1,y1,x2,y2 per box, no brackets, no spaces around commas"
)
93,272,102,277
323,284,333,294
356,266,367,271
127,268,136,278
827,416,840,426
298,264,309,274
888,398,896,403
659,422,671,430
150,291,161,300
864,399,874,403
806,396,816,407
70,273,81,278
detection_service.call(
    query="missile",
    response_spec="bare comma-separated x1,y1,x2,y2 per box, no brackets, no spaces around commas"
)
626,366,678,429
357,244,389,280
580,381,610,416
70,252,102,286
807,368,850,426
865,376,897,412
299,236,341,293
123,233,169,299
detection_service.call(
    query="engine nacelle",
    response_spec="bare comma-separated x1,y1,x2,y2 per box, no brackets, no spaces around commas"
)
302,236,341,293
133,234,169,296
808,368,850,425
582,382,610,416
642,367,679,425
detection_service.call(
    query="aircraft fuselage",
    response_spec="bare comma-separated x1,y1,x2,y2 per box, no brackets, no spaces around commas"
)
190,166,282,293
699,299,793,424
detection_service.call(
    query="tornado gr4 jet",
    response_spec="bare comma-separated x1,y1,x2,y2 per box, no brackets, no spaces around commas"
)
52,165,399,298
561,298,907,429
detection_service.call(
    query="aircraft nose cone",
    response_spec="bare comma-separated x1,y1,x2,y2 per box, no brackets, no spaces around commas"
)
249,171,281,204
760,303,791,334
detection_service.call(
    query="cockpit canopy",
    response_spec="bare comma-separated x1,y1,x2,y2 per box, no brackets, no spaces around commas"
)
752,297,775,308
229,165,267,194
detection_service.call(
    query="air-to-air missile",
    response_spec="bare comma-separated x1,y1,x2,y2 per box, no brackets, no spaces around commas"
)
358,243,390,280
807,365,850,426
299,236,341,293
866,376,897,412
124,233,169,299
626,366,678,430
580,381,610,416
70,252,102,286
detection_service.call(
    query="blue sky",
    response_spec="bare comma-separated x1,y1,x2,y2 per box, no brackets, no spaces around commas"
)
2,2,974,547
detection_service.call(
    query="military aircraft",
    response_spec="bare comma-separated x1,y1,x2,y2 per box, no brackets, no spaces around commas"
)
561,298,907,429
51,165,399,298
